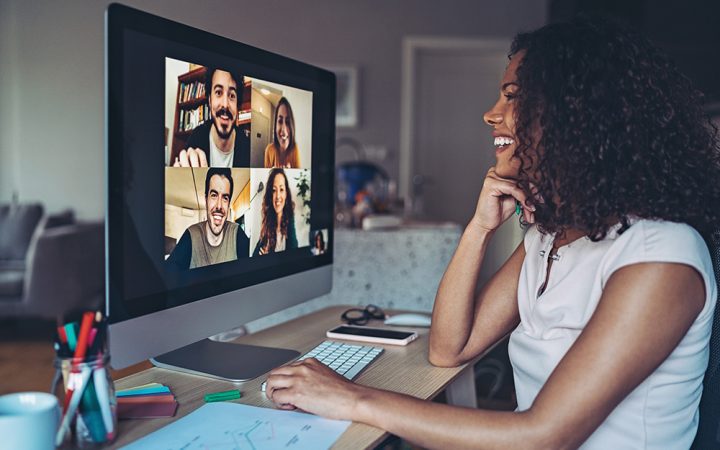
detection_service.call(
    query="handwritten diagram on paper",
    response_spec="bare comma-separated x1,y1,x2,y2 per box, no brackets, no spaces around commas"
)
121,402,351,450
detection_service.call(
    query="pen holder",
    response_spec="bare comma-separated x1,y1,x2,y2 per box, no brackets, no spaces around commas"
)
53,353,117,448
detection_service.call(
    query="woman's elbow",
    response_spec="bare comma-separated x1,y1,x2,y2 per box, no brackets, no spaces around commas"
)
427,347,465,367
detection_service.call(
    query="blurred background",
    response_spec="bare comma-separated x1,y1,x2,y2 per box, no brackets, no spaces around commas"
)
1,0,718,415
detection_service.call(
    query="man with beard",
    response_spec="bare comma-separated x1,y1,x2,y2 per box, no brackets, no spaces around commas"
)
166,168,250,269
173,68,250,167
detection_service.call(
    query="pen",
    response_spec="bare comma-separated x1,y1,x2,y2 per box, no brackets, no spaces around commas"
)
204,389,242,402
93,358,115,440
74,311,95,361
79,374,107,442
64,322,78,352
56,366,92,446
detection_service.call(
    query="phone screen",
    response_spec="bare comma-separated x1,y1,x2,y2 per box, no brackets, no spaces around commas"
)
328,326,415,340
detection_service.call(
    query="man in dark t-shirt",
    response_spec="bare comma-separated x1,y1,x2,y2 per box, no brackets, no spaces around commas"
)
166,168,250,269
173,68,249,167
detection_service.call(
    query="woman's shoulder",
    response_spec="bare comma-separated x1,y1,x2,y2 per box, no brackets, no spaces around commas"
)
603,219,714,286
615,219,707,257
264,143,277,153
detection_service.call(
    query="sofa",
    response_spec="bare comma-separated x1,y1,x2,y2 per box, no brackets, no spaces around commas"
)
0,203,104,319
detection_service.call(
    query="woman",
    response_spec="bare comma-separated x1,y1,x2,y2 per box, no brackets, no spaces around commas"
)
264,18,720,449
253,168,298,255
311,230,326,255
264,97,301,168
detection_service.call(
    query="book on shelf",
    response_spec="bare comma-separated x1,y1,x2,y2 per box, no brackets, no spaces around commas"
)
178,104,209,132
178,80,206,103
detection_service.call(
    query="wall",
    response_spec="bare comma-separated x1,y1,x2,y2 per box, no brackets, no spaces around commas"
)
165,58,192,160
0,0,547,219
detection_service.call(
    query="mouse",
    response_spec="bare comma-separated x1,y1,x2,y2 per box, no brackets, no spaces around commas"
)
384,313,432,327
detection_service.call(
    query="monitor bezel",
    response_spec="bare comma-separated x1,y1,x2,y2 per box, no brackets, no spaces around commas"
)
106,3,336,328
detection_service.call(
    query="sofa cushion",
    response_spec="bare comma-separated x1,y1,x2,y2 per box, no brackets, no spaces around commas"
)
0,203,43,261
46,209,75,229
0,260,25,271
0,269,24,298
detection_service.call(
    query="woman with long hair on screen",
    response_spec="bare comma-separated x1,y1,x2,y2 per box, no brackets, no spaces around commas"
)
253,168,298,255
264,97,301,168
264,17,720,449
311,230,326,255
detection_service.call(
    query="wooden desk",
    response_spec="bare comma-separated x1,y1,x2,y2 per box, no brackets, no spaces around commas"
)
111,306,481,449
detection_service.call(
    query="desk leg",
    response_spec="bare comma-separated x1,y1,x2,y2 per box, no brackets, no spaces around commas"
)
445,366,477,408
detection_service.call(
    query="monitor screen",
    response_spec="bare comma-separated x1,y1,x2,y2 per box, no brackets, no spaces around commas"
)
106,4,335,375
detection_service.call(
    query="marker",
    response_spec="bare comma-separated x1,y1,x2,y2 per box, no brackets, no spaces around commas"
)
64,323,78,352
56,366,93,446
74,311,95,361
204,389,241,403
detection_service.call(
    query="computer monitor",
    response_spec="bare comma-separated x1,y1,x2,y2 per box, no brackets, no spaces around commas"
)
105,4,336,382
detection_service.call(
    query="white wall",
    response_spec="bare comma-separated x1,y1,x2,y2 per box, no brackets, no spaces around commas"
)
165,58,191,161
0,0,547,219
165,204,201,241
0,1,19,203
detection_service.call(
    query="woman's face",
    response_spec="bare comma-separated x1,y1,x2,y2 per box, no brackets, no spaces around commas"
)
275,104,291,151
483,51,524,179
272,173,287,217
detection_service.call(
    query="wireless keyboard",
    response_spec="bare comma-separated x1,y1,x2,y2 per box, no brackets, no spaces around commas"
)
261,340,383,391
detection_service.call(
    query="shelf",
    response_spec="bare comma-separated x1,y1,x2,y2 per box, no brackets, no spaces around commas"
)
178,97,207,109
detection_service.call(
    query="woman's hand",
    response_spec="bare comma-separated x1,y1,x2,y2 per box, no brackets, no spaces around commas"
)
472,167,534,233
265,358,368,421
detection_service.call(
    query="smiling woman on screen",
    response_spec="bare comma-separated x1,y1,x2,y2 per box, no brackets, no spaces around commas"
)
264,97,301,168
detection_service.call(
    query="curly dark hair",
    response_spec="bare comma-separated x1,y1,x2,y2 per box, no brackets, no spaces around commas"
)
509,17,720,241
259,168,295,253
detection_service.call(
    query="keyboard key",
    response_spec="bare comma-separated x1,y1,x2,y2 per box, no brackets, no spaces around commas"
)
260,340,384,392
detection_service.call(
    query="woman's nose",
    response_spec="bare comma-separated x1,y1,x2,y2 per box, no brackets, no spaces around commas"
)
483,106,502,127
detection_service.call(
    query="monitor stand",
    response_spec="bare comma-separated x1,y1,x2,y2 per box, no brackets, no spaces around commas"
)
150,339,300,383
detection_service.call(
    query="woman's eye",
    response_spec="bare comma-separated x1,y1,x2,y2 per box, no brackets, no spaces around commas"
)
504,93,516,101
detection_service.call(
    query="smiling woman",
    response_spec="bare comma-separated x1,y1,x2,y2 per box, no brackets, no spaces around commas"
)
264,97,300,169
262,16,720,450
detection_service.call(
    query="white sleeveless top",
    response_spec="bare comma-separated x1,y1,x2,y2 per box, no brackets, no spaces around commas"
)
508,220,716,449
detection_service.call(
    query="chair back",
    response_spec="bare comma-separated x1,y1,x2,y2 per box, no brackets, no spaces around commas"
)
692,230,720,449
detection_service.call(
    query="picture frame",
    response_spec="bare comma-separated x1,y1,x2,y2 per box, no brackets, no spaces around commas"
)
326,66,359,128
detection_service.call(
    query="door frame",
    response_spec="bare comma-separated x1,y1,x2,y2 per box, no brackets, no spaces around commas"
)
399,37,510,211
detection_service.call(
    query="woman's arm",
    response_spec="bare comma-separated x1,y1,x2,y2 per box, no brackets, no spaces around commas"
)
429,227,524,367
266,261,705,449
429,168,534,366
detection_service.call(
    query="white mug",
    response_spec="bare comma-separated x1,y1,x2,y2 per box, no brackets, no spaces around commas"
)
0,392,60,450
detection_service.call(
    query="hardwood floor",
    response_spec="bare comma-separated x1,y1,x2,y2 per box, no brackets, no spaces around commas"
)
0,319,150,395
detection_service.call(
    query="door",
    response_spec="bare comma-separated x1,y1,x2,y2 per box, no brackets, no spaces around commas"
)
250,111,271,167
400,38,524,286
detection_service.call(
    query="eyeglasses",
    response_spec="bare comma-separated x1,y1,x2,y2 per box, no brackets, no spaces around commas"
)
341,304,386,326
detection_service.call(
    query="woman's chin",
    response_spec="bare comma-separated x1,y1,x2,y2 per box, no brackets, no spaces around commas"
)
494,164,520,180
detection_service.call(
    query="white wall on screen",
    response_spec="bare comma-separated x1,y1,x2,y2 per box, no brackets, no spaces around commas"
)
165,58,191,162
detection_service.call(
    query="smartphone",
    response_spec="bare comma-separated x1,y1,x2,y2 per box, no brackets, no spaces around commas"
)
326,325,418,346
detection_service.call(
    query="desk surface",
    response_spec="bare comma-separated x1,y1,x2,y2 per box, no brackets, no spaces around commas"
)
112,306,477,449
